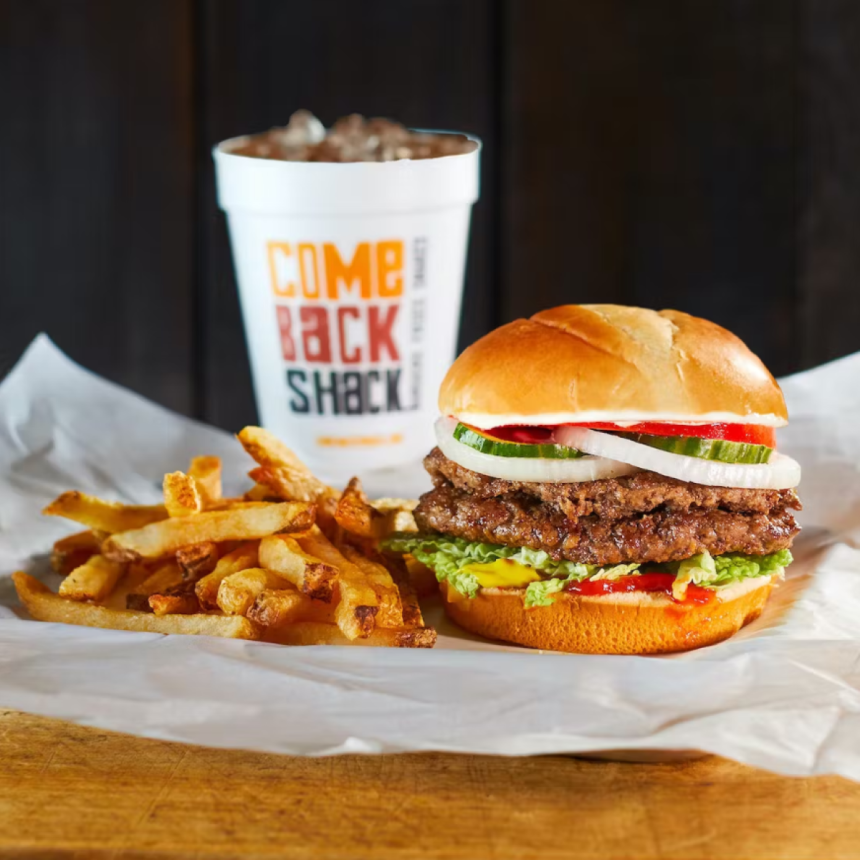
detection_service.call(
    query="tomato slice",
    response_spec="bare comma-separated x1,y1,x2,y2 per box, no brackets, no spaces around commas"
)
477,425,556,445
564,572,715,605
480,421,776,448
569,422,776,447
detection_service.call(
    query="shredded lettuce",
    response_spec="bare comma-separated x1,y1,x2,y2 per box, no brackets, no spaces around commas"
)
447,569,480,600
383,533,793,605
666,549,793,600
383,533,640,603
524,578,567,608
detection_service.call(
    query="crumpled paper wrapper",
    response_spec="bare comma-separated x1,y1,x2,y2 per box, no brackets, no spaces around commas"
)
0,335,859,775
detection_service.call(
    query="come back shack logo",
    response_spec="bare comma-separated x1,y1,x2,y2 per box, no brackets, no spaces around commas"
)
267,239,423,419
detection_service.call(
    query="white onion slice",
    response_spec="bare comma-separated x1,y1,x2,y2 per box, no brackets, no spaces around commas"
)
435,418,640,483
555,426,801,489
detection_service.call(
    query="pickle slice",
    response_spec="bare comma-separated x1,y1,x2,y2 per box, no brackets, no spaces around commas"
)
453,424,585,459
619,433,773,464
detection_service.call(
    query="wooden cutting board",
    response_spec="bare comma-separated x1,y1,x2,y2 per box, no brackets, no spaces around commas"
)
0,709,856,858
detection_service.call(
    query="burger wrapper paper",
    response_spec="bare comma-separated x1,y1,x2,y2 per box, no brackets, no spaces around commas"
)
0,334,859,776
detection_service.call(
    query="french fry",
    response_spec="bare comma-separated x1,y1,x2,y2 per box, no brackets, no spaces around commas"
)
216,568,290,616
338,544,403,628
248,465,340,532
372,499,419,535
58,555,126,602
244,483,276,501
237,425,310,472
163,471,202,517
405,555,439,598
238,426,340,525
50,530,102,575
102,502,315,562
263,621,436,648
376,552,424,628
188,456,222,506
334,477,387,540
125,560,184,611
148,582,200,616
258,534,337,602
14,573,259,640
371,498,419,513
297,527,378,640
176,541,219,580
205,498,269,511
43,491,167,534
246,587,309,627
384,509,419,534
195,542,259,609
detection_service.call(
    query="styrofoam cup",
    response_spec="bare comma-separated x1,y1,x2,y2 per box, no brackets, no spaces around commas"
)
214,134,480,482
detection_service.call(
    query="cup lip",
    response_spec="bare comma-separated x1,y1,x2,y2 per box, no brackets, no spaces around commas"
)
212,128,482,167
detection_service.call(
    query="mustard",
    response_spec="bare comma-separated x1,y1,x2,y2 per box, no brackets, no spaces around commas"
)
461,558,542,588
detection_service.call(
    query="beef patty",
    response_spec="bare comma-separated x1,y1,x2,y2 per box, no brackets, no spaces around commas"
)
414,449,800,565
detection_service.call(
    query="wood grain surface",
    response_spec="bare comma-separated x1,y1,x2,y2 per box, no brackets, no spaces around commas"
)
0,709,857,859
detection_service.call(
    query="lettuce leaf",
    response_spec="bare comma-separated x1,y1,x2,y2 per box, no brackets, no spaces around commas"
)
667,549,793,600
382,534,792,603
524,578,567,608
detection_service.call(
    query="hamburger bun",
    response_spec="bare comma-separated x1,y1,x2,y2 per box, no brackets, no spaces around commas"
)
439,304,787,429
439,576,774,655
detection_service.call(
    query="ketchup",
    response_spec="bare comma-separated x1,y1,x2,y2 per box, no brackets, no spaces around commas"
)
564,573,715,605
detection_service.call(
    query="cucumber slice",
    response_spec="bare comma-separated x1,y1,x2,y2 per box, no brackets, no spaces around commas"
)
618,433,772,464
453,423,585,459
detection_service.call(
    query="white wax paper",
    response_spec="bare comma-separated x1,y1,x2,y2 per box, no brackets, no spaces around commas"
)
1,335,859,776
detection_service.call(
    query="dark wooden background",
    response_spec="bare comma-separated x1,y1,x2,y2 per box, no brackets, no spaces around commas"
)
2,0,858,431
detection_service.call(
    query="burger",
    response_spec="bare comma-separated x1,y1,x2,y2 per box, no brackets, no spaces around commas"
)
386,305,801,654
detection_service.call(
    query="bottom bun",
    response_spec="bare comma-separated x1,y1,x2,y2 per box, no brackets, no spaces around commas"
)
440,578,774,655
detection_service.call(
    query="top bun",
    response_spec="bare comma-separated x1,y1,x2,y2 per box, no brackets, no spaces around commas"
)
439,305,788,428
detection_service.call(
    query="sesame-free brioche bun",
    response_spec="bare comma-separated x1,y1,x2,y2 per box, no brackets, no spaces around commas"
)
440,577,774,655
439,305,787,429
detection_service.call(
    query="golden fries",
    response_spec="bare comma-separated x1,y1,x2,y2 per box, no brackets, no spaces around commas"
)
43,491,167,534
404,555,439,599
239,426,340,527
258,535,337,602
297,528,378,640
371,498,420,535
335,477,386,539
236,425,309,471
176,541,219,580
336,481,419,539
14,573,258,640
163,471,202,517
377,553,425,628
148,582,200,616
264,621,436,648
216,568,290,616
246,587,308,628
248,465,340,532
338,544,403,628
58,555,125,602
20,426,436,648
102,502,315,562
188,456,222,506
244,483,276,501
195,542,260,609
125,561,184,610
50,530,102,575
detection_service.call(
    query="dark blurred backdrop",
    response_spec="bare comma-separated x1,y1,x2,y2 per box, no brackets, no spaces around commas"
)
2,0,859,431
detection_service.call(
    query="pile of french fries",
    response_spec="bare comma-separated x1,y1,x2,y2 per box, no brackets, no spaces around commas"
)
13,427,437,648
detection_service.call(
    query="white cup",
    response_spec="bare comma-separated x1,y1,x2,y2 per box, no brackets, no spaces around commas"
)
214,133,480,483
